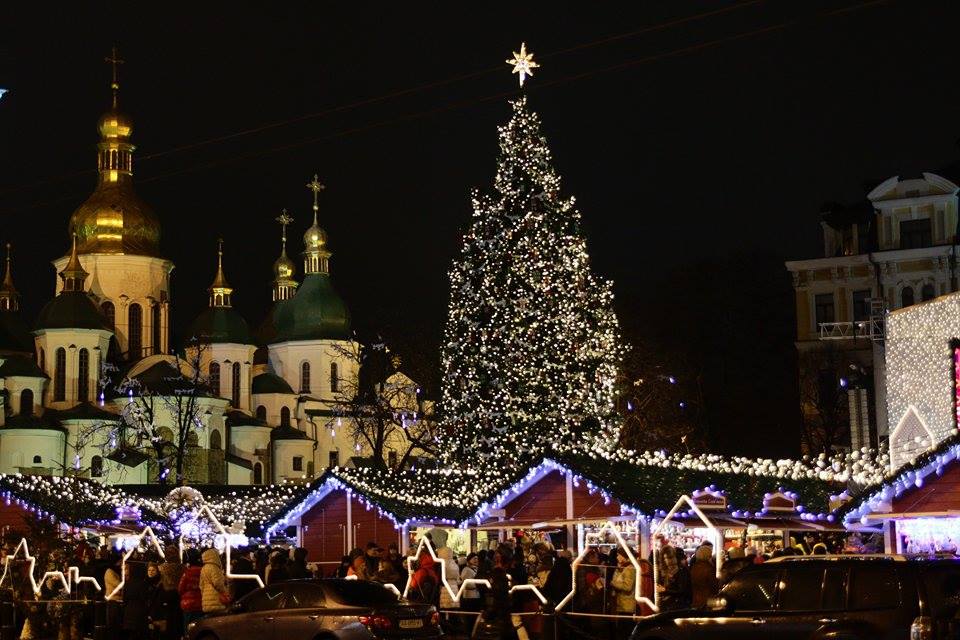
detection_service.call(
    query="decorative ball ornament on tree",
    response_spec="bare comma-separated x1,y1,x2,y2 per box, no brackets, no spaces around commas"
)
439,66,623,463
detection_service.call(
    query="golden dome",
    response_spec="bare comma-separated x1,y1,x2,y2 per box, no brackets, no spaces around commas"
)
97,109,133,140
274,250,296,279
68,108,162,257
303,222,327,251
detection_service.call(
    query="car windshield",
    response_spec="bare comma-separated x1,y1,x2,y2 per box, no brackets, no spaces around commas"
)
324,580,400,606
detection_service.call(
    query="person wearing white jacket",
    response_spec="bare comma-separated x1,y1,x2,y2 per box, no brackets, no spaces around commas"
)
436,547,461,610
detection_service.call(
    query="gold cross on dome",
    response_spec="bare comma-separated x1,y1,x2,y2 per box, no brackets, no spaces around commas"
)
105,46,124,107
306,174,325,212
276,208,294,241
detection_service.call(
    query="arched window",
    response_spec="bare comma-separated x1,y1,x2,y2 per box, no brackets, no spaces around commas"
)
280,406,291,427
256,405,267,421
19,389,33,416
922,283,936,302
209,430,222,450
300,362,311,393
232,361,241,407
101,301,115,333
253,462,263,485
152,303,162,355
77,348,89,402
901,286,915,308
32,455,41,465
91,455,103,478
330,362,339,393
186,432,199,448
209,362,221,397
54,347,66,401
128,303,142,359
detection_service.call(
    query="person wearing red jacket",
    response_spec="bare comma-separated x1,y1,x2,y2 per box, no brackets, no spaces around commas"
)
178,549,204,630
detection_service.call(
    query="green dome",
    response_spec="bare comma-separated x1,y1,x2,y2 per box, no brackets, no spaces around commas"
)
271,424,312,441
35,292,111,332
252,372,294,395
272,274,351,343
187,307,252,345
0,355,46,379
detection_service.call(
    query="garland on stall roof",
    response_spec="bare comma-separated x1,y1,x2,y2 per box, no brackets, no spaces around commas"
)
836,431,960,523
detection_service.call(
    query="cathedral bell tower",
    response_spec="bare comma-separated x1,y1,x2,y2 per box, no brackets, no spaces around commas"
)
54,48,174,363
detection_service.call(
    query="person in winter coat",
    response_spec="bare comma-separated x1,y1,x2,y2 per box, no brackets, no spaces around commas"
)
437,547,460,610
158,545,184,640
288,547,312,580
574,547,605,613
265,550,289,585
459,553,481,611
374,557,402,587
408,551,439,604
179,549,204,630
690,544,719,608
103,553,123,635
123,561,151,636
200,549,230,615
610,548,637,615
475,544,518,640
231,553,259,602
543,554,572,607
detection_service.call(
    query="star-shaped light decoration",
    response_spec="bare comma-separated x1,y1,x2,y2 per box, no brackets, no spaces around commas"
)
178,504,264,588
0,538,99,596
506,42,539,87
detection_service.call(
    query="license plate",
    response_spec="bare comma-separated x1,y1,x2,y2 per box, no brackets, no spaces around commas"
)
399,619,423,629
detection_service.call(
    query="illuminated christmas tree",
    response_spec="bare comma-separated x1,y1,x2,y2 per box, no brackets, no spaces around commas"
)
440,95,622,462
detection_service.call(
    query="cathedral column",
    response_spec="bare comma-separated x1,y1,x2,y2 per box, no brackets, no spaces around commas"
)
144,298,155,356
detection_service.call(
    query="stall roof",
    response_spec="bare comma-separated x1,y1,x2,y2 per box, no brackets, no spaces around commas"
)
837,432,960,524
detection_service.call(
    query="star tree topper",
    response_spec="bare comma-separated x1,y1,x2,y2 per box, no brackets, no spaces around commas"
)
506,42,539,87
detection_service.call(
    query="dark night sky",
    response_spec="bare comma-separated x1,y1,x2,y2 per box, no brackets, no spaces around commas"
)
1,1,957,456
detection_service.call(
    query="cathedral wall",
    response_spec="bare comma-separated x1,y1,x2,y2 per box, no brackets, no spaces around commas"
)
187,343,256,412
3,376,46,417
267,339,359,404
35,330,111,409
52,254,173,357
0,429,65,475
273,438,316,482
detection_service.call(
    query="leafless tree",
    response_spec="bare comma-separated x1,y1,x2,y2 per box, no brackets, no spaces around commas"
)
797,344,851,454
77,348,213,485
616,342,708,453
326,339,437,470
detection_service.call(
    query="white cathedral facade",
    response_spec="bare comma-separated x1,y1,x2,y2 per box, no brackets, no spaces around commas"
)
0,96,426,487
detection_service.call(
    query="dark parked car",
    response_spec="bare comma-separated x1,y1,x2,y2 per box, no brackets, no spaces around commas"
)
186,579,443,640
631,555,960,639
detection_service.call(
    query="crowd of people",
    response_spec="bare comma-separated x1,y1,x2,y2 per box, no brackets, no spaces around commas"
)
0,529,883,640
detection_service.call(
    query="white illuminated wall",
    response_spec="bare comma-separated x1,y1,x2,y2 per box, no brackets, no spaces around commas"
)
885,293,960,469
